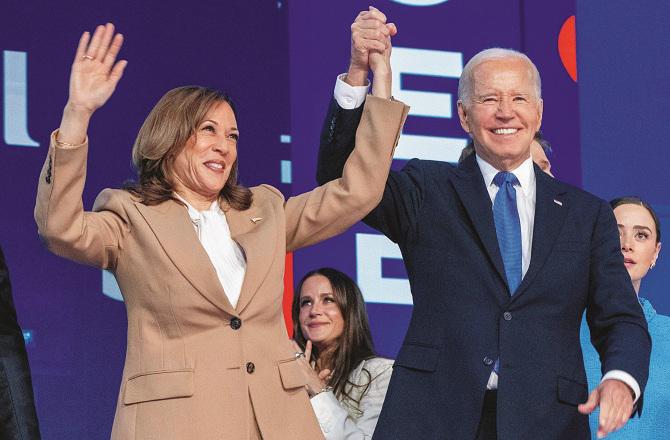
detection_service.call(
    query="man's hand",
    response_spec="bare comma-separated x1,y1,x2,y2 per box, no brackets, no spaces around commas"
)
578,379,635,438
346,6,397,87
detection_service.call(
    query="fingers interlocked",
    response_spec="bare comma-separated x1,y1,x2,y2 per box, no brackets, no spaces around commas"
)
351,7,396,55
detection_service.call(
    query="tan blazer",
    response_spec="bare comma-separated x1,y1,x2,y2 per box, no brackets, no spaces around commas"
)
34,96,408,440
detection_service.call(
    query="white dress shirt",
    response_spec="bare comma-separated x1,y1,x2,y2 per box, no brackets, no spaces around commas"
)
176,195,247,309
333,76,640,401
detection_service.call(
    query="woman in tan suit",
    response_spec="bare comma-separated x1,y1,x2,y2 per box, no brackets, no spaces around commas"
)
34,23,407,439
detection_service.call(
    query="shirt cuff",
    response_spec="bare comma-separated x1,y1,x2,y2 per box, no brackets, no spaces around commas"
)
334,73,369,110
601,370,641,403
309,390,341,436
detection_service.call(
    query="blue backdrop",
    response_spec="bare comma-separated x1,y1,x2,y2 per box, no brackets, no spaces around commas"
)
577,0,670,313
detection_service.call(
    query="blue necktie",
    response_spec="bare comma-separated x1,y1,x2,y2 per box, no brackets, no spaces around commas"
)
493,171,522,294
492,171,522,376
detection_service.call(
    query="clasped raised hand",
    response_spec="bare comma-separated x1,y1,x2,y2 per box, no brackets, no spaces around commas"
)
347,6,397,88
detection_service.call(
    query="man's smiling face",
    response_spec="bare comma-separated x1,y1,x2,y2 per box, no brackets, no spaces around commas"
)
458,57,543,171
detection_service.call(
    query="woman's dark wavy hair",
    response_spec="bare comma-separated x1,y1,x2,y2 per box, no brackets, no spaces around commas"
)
292,268,377,410
124,85,252,210
610,196,661,243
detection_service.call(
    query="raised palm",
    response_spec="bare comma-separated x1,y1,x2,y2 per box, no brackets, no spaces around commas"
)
68,23,127,114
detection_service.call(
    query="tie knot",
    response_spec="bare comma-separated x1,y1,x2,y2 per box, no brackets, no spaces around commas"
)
493,171,519,188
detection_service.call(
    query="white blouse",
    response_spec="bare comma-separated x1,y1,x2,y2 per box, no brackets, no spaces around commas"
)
310,357,393,439
177,195,247,308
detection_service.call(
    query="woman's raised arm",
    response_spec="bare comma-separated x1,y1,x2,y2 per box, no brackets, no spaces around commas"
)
57,23,127,145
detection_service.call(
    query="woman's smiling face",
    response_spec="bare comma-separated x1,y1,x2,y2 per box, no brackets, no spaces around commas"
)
172,101,239,205
298,274,345,350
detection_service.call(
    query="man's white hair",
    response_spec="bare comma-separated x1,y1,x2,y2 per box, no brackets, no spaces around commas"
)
457,48,542,105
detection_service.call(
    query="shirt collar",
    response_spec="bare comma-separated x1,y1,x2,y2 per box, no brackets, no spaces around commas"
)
475,154,535,196
173,193,220,221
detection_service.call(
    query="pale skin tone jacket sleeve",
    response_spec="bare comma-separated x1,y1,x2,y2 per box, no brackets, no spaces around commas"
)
284,95,408,252
34,131,130,271
34,96,410,268
35,96,410,269
310,361,393,439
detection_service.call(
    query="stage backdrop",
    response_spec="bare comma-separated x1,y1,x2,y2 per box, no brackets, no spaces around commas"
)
577,0,670,314
1,1,291,438
289,0,581,358
1,0,667,438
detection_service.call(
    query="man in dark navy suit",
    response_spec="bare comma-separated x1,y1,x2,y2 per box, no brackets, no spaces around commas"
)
315,9,650,440
0,246,41,439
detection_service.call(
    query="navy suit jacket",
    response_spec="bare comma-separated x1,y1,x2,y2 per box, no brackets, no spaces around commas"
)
0,246,41,440
316,99,651,440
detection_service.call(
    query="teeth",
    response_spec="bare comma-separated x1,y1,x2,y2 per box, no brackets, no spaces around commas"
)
205,162,223,170
494,128,518,135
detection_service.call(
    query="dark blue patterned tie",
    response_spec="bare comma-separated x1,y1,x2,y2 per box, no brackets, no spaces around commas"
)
492,171,522,375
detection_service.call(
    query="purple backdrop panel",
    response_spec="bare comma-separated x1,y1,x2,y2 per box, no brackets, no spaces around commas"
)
290,0,536,358
1,1,290,438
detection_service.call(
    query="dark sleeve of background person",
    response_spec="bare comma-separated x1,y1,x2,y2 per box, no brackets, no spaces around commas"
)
316,98,364,185
0,246,41,440
458,142,475,164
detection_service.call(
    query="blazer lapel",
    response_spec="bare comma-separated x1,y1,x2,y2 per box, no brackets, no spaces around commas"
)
225,204,276,314
134,199,236,316
452,156,508,299
511,167,568,302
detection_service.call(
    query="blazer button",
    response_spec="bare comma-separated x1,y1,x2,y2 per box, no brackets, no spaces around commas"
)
503,312,512,321
230,317,242,330
246,362,255,374
483,356,494,366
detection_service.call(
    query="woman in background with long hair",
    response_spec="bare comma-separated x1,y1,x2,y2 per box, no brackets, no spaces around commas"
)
292,268,393,439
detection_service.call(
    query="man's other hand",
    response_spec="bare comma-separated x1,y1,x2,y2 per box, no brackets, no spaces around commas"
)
578,379,635,438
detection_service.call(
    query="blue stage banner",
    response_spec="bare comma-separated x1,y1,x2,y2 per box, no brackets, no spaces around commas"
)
578,0,670,315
